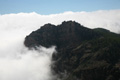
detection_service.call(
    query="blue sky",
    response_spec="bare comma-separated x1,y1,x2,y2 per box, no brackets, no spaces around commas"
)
0,0,120,15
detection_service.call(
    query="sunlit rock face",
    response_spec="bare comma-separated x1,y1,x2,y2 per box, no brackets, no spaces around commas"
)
25,21,120,80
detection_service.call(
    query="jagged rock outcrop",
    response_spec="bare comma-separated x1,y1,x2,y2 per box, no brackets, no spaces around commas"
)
24,21,120,80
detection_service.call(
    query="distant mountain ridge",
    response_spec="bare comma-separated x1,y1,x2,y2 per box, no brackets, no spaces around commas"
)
24,21,120,80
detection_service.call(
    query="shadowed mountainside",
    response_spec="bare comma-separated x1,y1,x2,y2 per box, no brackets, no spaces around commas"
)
24,21,120,80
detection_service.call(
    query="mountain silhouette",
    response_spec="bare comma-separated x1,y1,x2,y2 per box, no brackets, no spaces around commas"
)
24,21,120,80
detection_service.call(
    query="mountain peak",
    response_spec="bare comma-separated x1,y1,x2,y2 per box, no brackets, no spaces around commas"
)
43,23,55,27
61,20,76,24
24,21,120,80
24,21,99,48
61,21,82,28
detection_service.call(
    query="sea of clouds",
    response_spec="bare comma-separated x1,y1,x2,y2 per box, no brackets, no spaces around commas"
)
0,9,120,80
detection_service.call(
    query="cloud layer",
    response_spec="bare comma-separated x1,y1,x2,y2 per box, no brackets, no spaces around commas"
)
0,46,56,80
0,9,120,80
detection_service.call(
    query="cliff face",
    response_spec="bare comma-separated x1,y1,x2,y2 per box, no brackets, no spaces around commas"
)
24,21,120,80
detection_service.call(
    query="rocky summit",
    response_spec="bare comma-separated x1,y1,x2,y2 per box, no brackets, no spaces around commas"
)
24,21,120,80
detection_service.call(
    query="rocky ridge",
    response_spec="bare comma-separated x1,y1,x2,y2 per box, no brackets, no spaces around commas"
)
24,21,120,80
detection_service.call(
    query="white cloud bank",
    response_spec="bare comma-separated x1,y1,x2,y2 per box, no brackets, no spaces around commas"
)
0,46,56,80
0,9,120,80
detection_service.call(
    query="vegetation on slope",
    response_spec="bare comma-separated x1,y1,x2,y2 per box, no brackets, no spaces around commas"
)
24,21,120,80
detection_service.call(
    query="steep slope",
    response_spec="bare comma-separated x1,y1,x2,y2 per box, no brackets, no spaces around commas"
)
24,21,120,80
